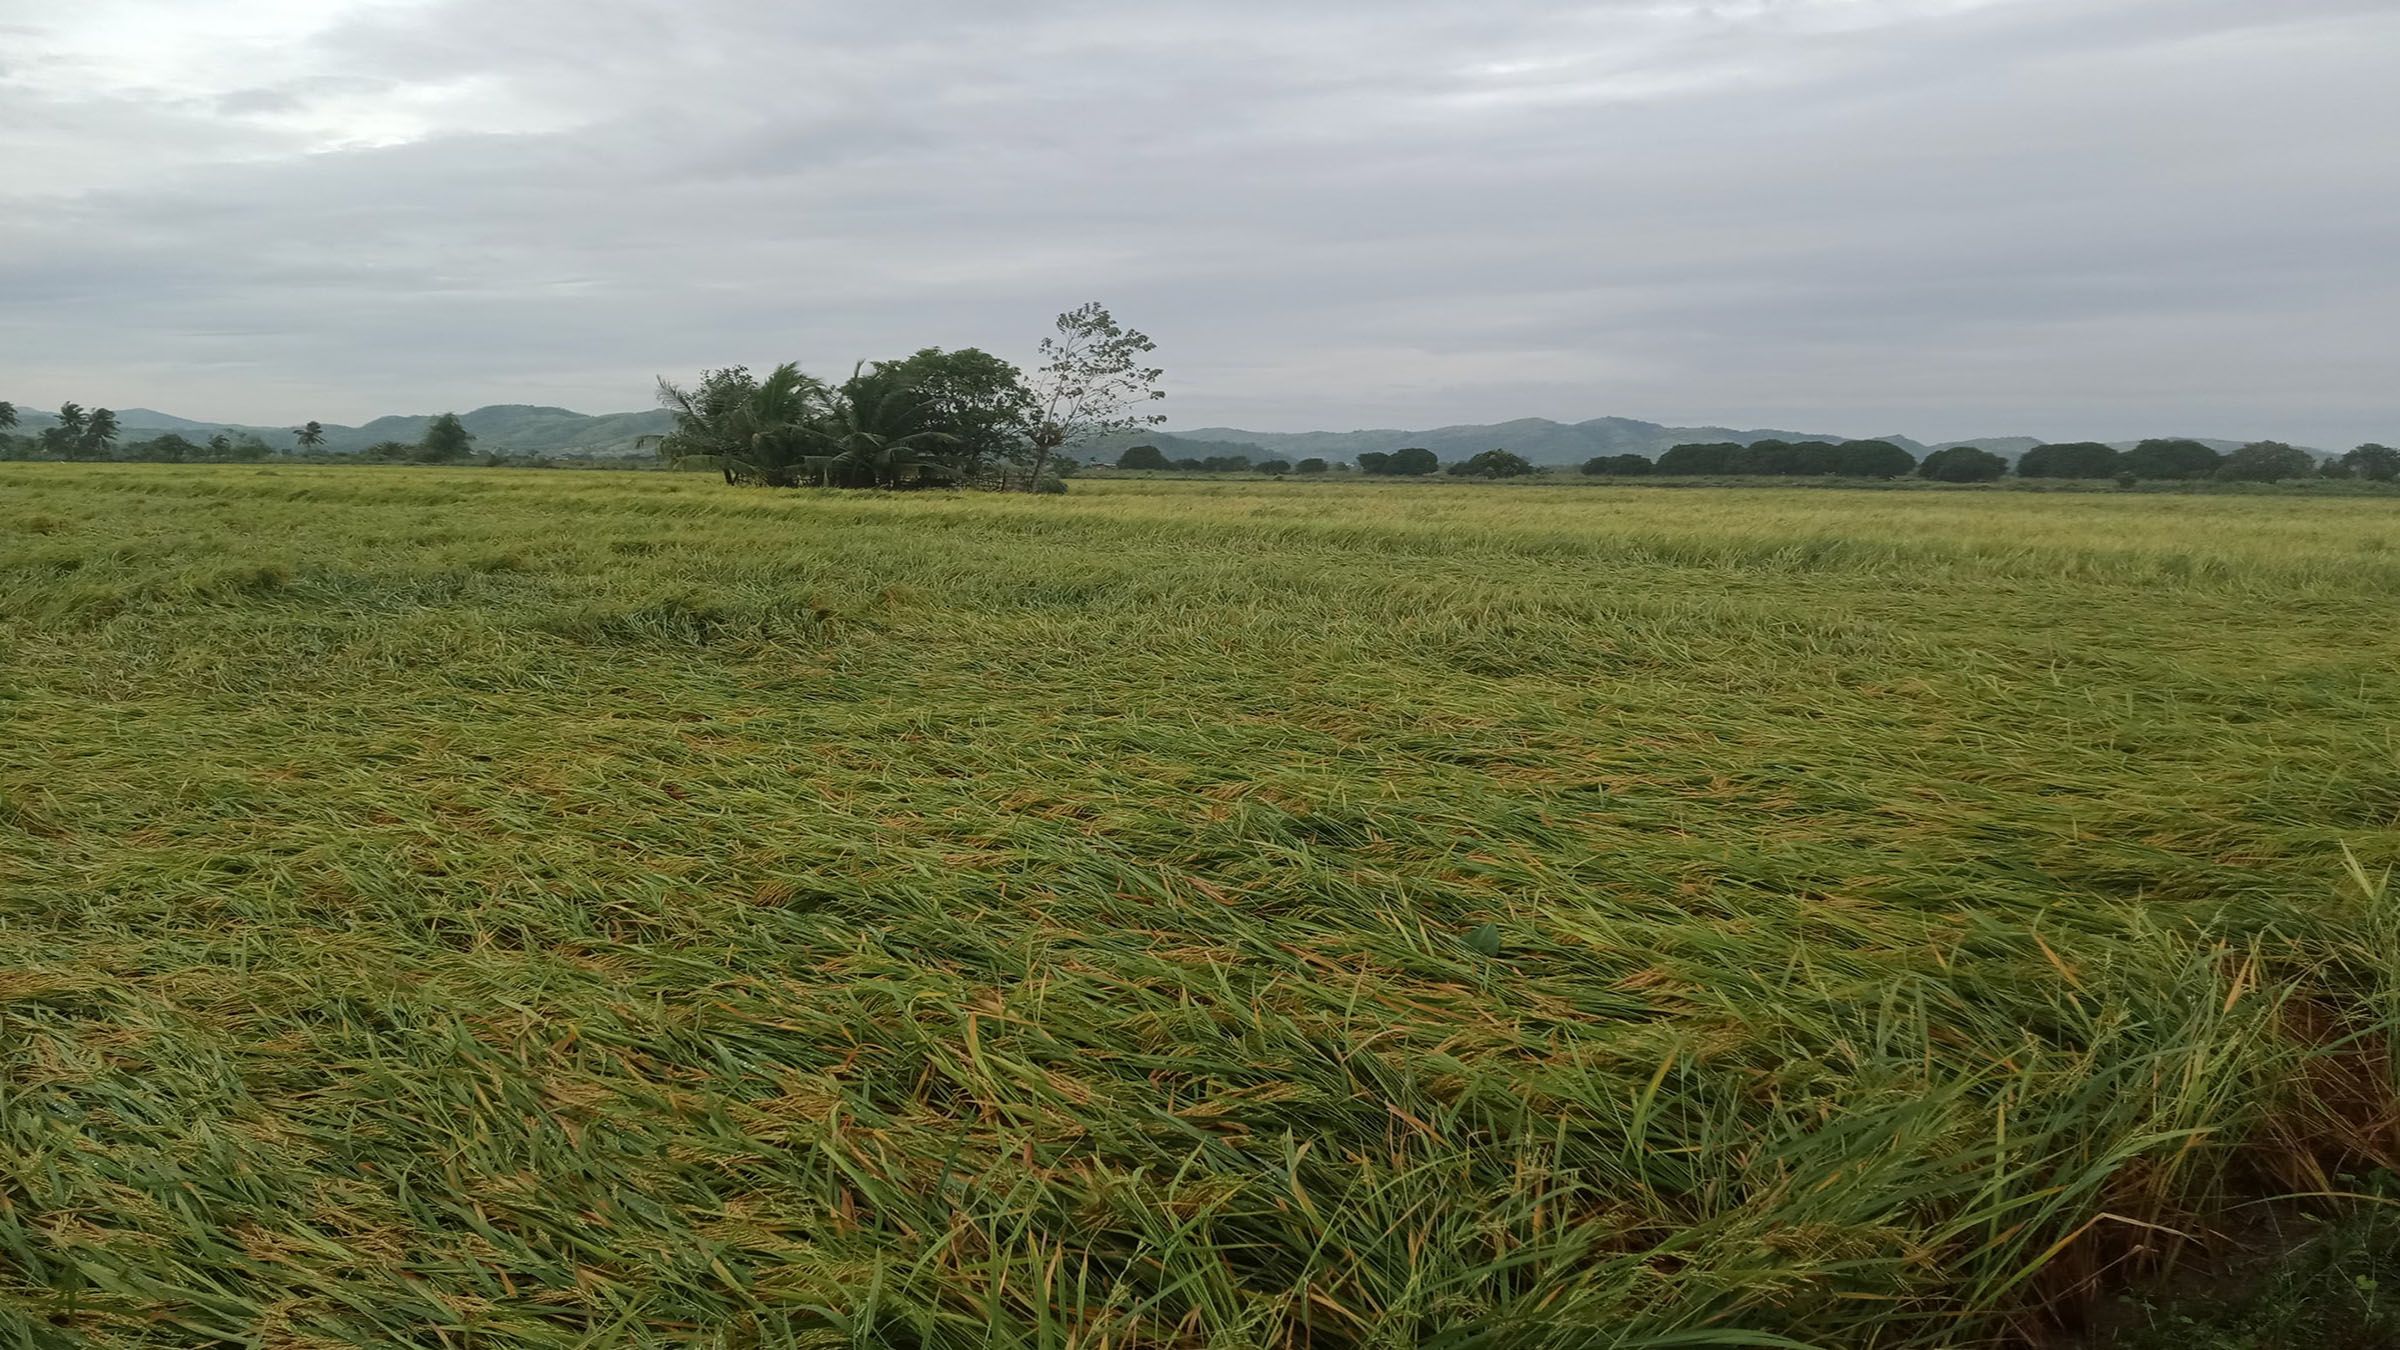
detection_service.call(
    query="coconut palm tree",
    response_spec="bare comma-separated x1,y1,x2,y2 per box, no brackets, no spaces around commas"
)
644,363,829,486
802,364,956,488
82,408,119,459
293,421,326,451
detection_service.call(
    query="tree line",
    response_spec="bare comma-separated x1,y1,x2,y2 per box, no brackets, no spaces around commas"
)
1585,437,2395,483
0,402,495,466
1107,435,2396,484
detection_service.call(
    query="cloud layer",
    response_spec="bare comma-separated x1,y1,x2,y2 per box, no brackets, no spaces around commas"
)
4,0,2395,444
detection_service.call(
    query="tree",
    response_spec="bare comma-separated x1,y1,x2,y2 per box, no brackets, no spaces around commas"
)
2340,443,2399,482
2017,441,2120,478
1016,302,1165,492
1256,459,1290,476
645,365,828,486
1581,454,1653,476
131,433,197,463
293,421,326,451
2119,438,2222,480
81,408,120,459
1448,448,1535,478
1788,441,1843,476
1116,444,1171,471
1918,446,2008,482
0,401,15,432
417,413,475,464
1295,457,1328,475
1173,457,1205,472
1726,439,1799,475
1829,440,1916,478
228,432,273,462
806,363,959,488
1656,442,1736,475
43,402,89,459
1387,447,1439,476
2215,441,2315,482
855,347,1029,479
1355,451,1393,474
363,440,413,461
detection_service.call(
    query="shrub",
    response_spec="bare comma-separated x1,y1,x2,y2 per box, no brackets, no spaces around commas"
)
1355,452,1392,474
1116,444,1170,471
1581,454,1653,476
2215,441,2316,482
2341,443,2399,482
1447,449,1535,478
1918,446,2009,482
2120,438,2223,480
1386,447,1439,476
1295,458,1329,475
1656,442,1737,475
1256,460,1290,476
2017,442,2121,478
1830,440,1917,478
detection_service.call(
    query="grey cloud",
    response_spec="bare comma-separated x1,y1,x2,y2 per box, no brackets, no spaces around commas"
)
0,0,2394,445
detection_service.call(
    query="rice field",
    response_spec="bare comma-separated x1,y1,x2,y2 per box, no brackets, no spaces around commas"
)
2,463,2396,1348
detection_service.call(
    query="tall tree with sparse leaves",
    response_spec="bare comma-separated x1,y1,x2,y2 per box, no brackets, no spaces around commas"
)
1016,303,1164,491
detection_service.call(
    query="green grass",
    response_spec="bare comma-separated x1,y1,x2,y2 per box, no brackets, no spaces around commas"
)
2,464,2397,1348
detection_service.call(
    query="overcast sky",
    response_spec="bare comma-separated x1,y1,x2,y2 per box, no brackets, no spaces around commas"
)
3,0,2395,444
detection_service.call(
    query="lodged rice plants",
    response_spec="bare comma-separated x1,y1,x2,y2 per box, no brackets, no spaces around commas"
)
1,464,2396,1347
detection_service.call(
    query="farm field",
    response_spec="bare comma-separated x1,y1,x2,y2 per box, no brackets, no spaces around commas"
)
2,464,2397,1347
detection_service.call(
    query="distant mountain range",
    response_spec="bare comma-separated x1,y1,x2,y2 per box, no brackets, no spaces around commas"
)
8,404,676,456
6,404,2299,465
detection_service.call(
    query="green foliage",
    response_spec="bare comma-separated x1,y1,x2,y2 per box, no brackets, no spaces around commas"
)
2216,441,2317,482
1385,446,1439,476
1115,444,1170,471
855,347,1030,478
1657,441,1736,474
1017,302,1166,491
2342,443,2399,482
417,412,476,464
1656,439,1917,478
1354,450,1392,474
1581,453,1654,476
2017,441,2122,478
1447,448,1536,478
125,432,198,463
1255,458,1291,476
1830,439,1917,478
1918,445,2010,482
293,420,326,450
0,400,15,430
2122,438,2225,480
3,466,2399,1348
1295,457,1329,475
646,363,826,486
